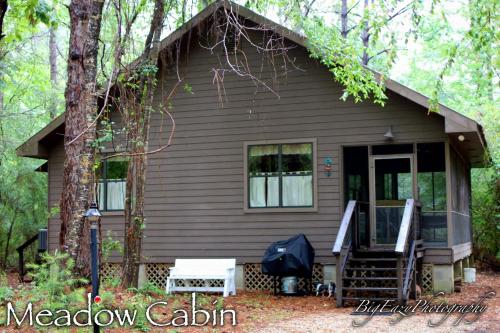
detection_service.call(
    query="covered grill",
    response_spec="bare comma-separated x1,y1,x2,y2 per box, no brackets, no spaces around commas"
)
261,234,315,278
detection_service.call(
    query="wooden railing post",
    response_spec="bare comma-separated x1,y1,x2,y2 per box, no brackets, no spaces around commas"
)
332,200,357,308
336,255,343,307
17,249,24,282
397,256,403,304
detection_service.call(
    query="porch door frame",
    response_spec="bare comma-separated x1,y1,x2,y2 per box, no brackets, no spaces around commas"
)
369,153,416,248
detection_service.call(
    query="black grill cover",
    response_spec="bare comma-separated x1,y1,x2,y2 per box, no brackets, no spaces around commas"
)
261,234,315,278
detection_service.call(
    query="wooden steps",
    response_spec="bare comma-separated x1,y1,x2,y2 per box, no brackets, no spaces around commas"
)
338,251,404,306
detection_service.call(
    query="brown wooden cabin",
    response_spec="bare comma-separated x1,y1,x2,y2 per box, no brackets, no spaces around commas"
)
17,1,489,305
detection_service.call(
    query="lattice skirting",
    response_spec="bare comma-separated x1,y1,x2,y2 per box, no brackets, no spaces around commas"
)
102,263,325,291
145,263,225,289
146,263,170,288
244,263,324,291
101,263,121,281
421,264,433,294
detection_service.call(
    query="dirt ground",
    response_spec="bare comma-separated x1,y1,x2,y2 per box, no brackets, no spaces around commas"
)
2,271,498,333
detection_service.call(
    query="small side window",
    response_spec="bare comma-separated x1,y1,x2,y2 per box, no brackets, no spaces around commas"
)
98,158,128,211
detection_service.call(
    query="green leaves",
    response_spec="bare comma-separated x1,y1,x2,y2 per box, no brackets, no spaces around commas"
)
304,18,387,106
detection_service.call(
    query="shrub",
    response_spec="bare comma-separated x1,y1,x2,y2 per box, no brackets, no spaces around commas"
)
0,286,13,304
27,251,87,306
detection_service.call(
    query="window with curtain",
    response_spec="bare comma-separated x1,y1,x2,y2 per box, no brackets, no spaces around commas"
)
98,158,127,211
247,142,314,208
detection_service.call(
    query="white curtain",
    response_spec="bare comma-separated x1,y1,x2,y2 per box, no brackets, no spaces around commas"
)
98,182,105,210
282,175,313,206
267,177,279,206
249,176,279,207
249,145,279,157
282,143,312,155
107,181,126,210
250,177,266,207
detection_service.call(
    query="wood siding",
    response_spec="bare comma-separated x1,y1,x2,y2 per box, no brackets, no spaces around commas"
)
45,33,447,264
47,140,124,263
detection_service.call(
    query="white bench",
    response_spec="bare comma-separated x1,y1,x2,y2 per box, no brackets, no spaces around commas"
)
166,259,236,297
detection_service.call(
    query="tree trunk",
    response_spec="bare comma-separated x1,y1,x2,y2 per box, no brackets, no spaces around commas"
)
2,210,18,269
361,0,370,65
121,0,165,288
0,0,7,41
59,0,104,278
49,27,58,119
341,0,348,38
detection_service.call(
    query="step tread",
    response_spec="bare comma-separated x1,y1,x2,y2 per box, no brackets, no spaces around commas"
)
345,267,398,271
343,287,398,291
343,277,398,281
350,258,397,261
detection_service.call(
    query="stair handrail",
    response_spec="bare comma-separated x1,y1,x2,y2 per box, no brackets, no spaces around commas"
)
403,240,416,299
16,229,47,282
333,200,358,307
16,234,38,282
333,200,357,255
395,199,415,254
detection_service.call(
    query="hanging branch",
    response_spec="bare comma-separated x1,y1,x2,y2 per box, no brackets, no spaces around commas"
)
200,2,301,105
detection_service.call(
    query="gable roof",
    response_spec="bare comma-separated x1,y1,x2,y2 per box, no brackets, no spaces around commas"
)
17,0,489,167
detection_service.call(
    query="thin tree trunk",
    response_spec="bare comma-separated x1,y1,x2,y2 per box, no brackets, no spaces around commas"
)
361,0,370,65
59,0,105,278
3,210,18,269
0,0,7,41
49,27,58,119
121,0,165,288
341,0,348,38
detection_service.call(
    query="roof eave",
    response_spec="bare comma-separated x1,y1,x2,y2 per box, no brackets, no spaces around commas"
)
16,113,65,159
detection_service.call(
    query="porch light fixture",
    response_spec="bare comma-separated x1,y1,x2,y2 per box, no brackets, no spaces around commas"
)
458,134,465,142
84,202,101,333
84,202,102,224
384,125,394,140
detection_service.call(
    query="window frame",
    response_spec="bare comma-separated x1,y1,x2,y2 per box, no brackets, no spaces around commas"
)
243,138,318,213
98,158,128,212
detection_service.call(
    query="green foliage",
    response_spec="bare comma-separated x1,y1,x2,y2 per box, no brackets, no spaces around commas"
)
304,18,387,105
0,286,14,304
0,271,13,305
472,167,500,260
183,83,194,94
0,0,67,269
27,251,87,305
102,231,123,262
135,281,167,297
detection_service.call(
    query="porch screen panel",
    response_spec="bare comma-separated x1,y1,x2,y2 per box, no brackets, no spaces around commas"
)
449,147,471,245
417,143,447,245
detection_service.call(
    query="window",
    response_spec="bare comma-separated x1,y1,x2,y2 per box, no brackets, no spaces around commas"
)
246,141,315,209
98,159,127,211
